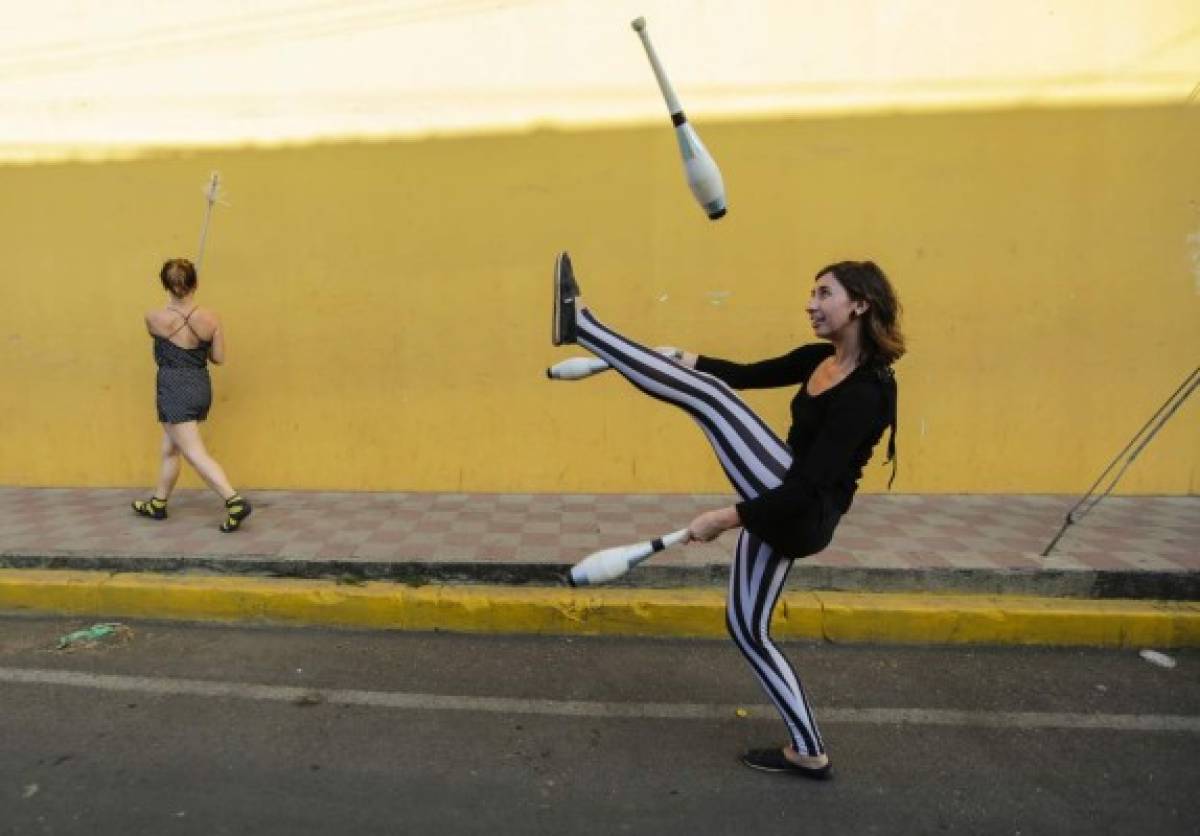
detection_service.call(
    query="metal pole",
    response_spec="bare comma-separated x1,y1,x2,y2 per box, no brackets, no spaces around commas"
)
1042,366,1199,556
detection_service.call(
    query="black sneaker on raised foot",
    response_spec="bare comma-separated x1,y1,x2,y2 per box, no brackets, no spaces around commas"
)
552,251,581,346
740,748,832,780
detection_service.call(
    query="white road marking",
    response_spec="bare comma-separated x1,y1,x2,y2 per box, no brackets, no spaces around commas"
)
2,666,1198,733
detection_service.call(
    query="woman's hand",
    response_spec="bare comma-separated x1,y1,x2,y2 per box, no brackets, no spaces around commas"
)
688,505,741,542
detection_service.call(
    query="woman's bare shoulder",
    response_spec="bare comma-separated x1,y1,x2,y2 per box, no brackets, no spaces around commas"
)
144,307,169,332
192,307,221,329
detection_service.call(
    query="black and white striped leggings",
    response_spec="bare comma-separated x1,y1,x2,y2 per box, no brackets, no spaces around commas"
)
577,309,826,757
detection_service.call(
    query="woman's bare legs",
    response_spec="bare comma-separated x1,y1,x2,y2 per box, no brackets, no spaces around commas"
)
163,421,236,500
153,430,183,500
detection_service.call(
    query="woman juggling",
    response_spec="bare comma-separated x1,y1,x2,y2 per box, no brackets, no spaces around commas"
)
550,252,903,778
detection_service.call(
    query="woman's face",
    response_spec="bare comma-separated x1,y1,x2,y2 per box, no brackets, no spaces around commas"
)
806,272,862,338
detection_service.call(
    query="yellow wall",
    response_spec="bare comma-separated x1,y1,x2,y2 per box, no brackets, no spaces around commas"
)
1,103,1197,493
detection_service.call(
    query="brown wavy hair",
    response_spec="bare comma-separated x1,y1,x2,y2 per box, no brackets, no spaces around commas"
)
159,258,197,298
816,260,905,367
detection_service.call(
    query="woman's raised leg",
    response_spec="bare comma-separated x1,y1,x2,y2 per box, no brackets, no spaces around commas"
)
576,307,792,501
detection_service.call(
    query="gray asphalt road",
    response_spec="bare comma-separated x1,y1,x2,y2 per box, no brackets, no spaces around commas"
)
1,615,1197,835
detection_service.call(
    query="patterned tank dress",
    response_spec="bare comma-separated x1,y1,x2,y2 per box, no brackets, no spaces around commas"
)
153,310,212,423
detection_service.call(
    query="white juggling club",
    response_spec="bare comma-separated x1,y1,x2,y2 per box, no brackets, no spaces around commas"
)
631,16,727,220
547,347,682,381
547,357,610,381
567,528,691,587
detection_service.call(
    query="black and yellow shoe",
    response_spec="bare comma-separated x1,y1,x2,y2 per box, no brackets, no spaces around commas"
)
131,497,168,520
219,493,252,533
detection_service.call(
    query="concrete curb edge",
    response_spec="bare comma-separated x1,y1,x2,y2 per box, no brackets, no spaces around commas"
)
2,552,1196,600
2,570,1198,648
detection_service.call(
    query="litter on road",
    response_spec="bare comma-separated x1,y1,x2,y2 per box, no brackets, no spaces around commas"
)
1139,649,1177,669
56,623,133,651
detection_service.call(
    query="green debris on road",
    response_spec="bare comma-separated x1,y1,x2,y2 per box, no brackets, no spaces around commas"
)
56,622,133,651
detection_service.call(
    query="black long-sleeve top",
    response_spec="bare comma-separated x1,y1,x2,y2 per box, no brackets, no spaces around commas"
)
696,344,897,557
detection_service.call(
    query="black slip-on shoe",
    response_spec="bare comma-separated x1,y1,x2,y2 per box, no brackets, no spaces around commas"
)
552,251,581,346
740,748,833,780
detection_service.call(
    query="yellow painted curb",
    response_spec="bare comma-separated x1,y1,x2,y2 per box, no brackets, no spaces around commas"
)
0,570,1197,648
813,591,1200,648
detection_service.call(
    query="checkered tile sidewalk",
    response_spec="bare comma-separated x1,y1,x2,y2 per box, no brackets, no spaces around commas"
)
0,488,1195,575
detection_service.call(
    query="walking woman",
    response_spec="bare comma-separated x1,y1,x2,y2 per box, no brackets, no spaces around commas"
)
131,258,251,532
551,251,903,779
